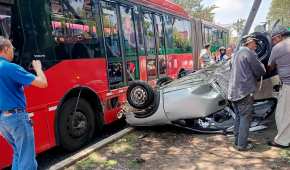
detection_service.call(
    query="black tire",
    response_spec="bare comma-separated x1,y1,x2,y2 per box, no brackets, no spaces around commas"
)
242,32,274,78
252,32,272,63
156,76,173,87
127,81,155,110
58,97,96,151
178,69,188,78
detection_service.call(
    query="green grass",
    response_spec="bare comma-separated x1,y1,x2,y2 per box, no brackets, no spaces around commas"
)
75,133,138,169
110,133,137,154
76,153,118,169
128,159,141,170
280,149,290,164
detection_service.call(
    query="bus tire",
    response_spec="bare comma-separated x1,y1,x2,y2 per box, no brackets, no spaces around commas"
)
157,77,173,87
58,97,96,151
178,69,187,78
127,81,155,110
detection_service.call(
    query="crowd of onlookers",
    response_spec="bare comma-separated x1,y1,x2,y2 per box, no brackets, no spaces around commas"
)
199,43,235,68
200,25,290,151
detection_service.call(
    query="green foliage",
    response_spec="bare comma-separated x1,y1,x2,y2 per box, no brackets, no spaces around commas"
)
173,30,191,53
267,0,290,27
172,0,217,22
232,18,246,36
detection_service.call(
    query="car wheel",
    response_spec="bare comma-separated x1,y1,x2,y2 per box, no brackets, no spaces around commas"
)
252,32,272,63
58,97,96,151
127,81,155,110
243,32,274,78
156,76,173,87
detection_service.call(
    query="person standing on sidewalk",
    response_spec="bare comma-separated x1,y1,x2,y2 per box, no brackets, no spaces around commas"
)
267,25,290,148
0,37,48,169
228,35,266,151
199,43,213,68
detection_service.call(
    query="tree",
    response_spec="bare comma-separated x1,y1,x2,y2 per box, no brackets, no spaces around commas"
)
267,0,290,27
232,18,246,36
172,0,217,22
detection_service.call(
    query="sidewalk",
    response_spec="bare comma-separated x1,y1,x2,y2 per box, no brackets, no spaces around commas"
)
65,120,290,170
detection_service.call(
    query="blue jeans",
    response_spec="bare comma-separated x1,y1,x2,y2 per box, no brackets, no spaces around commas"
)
0,112,37,170
232,95,254,148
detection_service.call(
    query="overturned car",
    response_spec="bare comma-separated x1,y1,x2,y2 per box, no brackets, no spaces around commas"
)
124,32,278,133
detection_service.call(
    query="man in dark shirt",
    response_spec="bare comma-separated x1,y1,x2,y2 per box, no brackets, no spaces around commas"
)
0,37,48,169
228,35,266,151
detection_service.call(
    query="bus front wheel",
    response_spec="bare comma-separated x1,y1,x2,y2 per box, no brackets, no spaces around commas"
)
58,97,96,151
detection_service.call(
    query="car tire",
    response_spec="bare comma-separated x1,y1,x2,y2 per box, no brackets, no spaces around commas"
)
250,32,274,78
252,32,272,63
127,81,155,110
156,76,173,87
58,97,96,151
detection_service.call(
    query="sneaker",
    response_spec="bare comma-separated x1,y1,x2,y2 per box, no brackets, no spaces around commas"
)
234,143,253,151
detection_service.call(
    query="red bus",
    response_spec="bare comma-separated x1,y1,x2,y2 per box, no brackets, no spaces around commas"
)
0,0,228,168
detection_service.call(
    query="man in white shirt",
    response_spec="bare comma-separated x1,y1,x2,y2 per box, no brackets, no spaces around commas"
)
199,43,213,68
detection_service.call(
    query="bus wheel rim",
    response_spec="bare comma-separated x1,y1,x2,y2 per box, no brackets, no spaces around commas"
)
68,111,88,138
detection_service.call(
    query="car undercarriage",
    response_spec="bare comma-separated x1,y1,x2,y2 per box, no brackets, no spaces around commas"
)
124,31,278,134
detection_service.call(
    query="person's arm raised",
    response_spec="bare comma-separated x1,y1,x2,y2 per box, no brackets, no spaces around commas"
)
31,60,48,88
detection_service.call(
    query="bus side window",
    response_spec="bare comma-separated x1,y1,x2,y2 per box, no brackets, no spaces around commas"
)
51,0,69,60
165,15,174,53
172,17,192,54
133,7,145,56
50,0,101,60
155,14,166,76
143,12,157,79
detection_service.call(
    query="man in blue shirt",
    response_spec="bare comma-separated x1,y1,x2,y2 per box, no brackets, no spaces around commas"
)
0,37,48,169
228,35,266,151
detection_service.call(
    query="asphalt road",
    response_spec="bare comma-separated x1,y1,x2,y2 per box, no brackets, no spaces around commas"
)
36,119,127,170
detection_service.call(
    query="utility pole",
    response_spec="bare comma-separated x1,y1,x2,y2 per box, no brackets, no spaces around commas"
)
240,0,262,37
235,0,262,50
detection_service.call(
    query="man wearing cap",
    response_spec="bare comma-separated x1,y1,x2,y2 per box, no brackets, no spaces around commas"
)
267,25,290,148
0,37,48,169
228,35,266,151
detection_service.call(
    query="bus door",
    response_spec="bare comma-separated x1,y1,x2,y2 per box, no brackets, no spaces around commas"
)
119,5,139,82
154,14,166,78
142,11,158,81
101,1,125,89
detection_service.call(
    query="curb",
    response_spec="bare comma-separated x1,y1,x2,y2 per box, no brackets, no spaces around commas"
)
48,127,134,170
